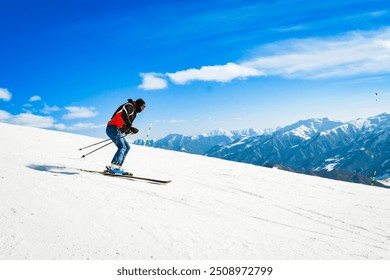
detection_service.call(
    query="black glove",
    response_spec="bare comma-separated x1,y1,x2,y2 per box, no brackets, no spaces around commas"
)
129,127,139,134
120,126,131,134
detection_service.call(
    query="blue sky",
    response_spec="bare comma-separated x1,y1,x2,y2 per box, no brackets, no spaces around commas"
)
1,0,389,139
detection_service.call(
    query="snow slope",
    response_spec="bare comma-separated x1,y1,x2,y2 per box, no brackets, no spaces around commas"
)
1,122,390,260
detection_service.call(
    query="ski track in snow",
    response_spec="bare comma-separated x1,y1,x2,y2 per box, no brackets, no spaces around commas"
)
1,122,390,260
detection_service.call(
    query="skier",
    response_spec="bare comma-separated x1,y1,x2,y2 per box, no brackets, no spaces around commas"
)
106,98,146,174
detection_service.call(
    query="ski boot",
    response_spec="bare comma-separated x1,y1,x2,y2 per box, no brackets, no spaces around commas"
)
106,163,132,176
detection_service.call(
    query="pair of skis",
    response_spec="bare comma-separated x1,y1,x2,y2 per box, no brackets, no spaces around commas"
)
79,168,171,185
78,139,170,184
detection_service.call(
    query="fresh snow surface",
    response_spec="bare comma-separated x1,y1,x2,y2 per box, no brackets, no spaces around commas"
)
1,122,390,260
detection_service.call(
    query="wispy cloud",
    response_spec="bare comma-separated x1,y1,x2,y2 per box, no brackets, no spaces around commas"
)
139,27,390,90
243,27,390,79
166,63,263,84
155,119,188,124
272,25,306,32
369,10,388,17
207,117,225,124
29,95,41,102
138,73,168,90
0,88,12,101
63,106,98,120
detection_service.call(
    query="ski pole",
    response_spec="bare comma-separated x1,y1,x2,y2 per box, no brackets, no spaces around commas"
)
81,141,113,158
80,132,133,158
78,138,111,151
79,129,136,151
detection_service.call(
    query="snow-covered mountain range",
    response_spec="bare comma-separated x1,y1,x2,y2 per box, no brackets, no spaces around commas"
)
1,122,390,260
133,128,268,154
135,113,390,186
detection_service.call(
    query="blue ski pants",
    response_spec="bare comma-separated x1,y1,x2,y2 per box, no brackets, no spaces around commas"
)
106,125,131,165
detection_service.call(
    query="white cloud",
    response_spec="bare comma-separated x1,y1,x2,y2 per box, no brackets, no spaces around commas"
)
243,27,390,79
0,110,104,131
0,110,12,120
10,113,57,128
0,110,60,129
54,123,66,130
29,95,41,102
138,73,168,90
41,104,61,114
63,106,98,120
166,62,264,85
0,88,12,101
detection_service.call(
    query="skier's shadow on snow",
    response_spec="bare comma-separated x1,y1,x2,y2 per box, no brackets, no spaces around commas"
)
27,164,79,175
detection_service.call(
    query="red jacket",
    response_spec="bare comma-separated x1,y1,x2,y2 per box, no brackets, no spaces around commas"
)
107,102,136,129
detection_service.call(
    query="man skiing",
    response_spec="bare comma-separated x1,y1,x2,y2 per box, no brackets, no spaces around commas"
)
106,98,146,175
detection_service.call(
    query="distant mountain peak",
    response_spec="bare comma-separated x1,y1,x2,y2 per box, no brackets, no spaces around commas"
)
204,128,233,137
276,117,344,140
202,128,264,138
